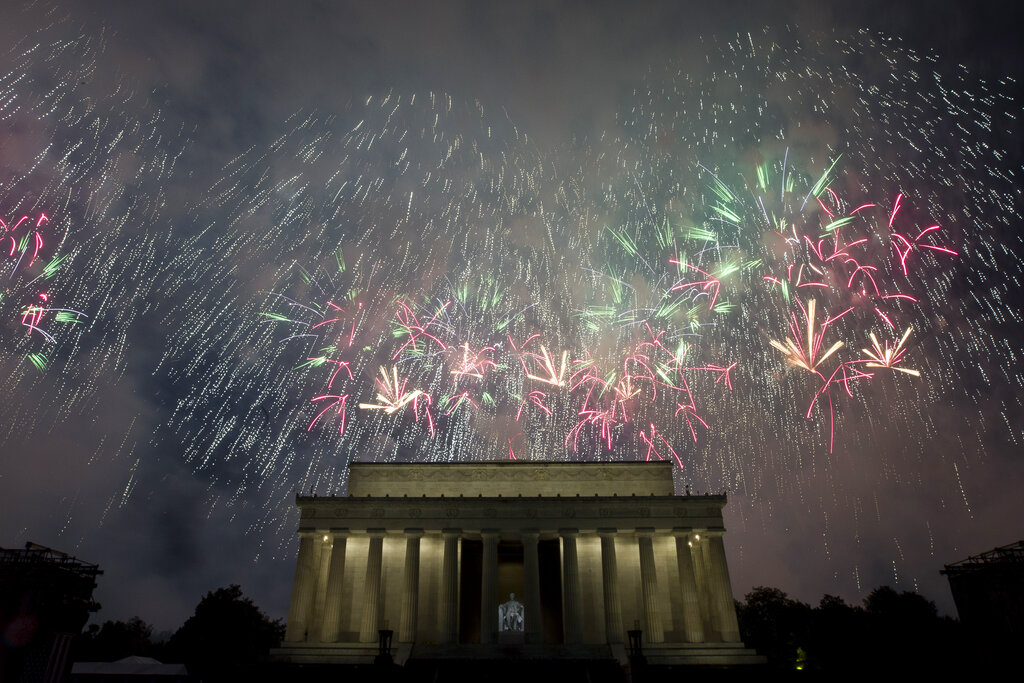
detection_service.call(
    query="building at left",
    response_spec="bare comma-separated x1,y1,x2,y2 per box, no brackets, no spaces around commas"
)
0,542,102,683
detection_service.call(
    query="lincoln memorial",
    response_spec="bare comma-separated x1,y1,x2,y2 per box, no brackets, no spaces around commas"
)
273,461,762,667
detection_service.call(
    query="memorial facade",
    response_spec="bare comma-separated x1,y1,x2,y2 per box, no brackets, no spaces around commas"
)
273,461,762,666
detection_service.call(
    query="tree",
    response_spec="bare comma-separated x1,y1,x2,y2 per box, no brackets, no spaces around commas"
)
864,585,938,621
167,585,284,681
75,616,155,661
736,585,968,675
805,594,867,672
862,586,963,674
735,586,812,670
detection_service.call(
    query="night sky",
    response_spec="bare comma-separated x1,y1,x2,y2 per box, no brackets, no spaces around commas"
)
1,0,1022,634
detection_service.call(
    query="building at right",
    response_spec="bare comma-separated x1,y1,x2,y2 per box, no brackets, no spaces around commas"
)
941,539,1024,654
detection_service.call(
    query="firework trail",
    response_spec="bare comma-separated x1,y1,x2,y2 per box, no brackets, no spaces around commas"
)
0,4,192,533
0,209,86,370
144,28,1022,600
0,0,1020,619
589,30,1023,597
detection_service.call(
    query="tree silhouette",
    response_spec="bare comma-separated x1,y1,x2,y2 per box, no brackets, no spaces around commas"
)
75,616,155,661
736,585,968,673
167,584,283,681
861,586,962,673
805,594,867,671
735,586,812,670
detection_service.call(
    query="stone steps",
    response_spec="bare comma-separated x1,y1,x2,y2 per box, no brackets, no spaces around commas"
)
404,657,628,683
274,640,765,667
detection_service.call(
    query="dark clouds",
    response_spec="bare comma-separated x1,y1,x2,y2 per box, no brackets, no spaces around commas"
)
77,0,1024,148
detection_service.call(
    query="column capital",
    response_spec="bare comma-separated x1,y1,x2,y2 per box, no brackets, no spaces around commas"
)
520,530,540,542
635,527,656,537
702,529,725,538
329,527,350,537
670,527,694,538
481,529,500,539
597,527,618,537
298,530,319,540
558,528,579,538
366,528,387,538
403,528,424,537
441,528,462,538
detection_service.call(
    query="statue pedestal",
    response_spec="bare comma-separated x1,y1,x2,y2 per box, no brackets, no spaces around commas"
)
497,631,526,646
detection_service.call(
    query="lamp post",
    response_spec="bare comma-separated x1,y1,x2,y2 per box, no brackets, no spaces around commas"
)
375,628,394,666
627,621,647,679
627,628,643,657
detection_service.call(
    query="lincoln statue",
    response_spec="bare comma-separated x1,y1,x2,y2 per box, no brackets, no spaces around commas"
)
499,593,524,632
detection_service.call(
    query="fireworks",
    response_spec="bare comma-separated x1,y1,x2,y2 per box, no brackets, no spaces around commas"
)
1,210,86,367
862,327,920,377
0,10,196,554
769,299,847,375
245,140,957,471
156,30,1022,513
1,12,1008,605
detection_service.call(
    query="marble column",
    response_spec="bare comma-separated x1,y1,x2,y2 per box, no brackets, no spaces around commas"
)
521,531,542,643
310,532,333,641
706,532,741,642
598,529,623,644
399,529,422,643
560,529,582,644
480,530,499,644
672,529,704,643
439,529,461,644
636,528,664,643
285,530,321,642
690,533,713,636
320,529,349,642
359,530,385,643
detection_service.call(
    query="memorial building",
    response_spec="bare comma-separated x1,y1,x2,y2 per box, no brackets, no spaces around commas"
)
273,461,762,667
